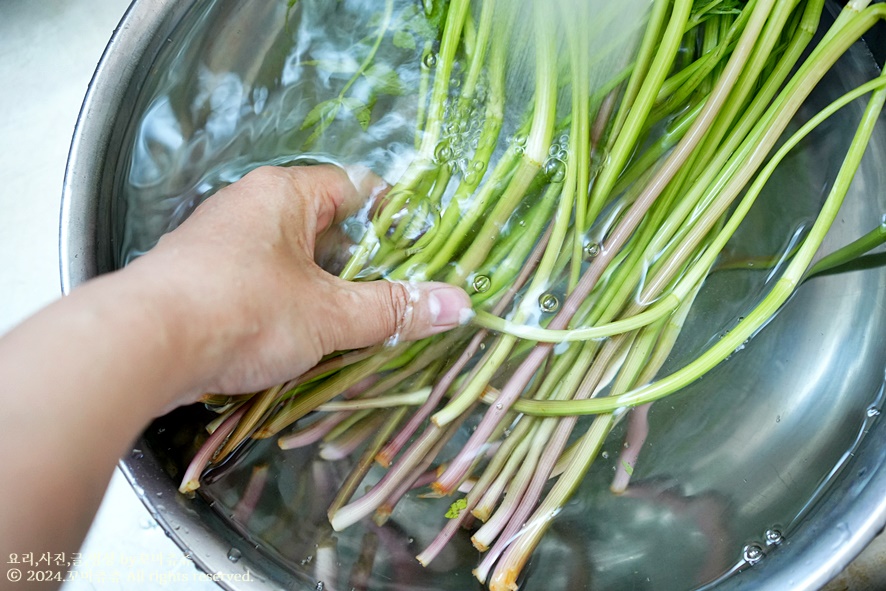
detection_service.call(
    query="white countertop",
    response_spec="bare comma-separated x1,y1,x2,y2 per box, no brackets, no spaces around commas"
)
0,1,882,590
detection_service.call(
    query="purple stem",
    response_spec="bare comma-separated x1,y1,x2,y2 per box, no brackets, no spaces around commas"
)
418,418,536,565
320,413,387,461
277,374,379,450
376,411,472,527
278,411,354,450
331,403,476,531
378,225,553,466
473,415,578,582
330,424,447,531
611,402,652,494
434,243,617,493
377,333,485,466
592,88,619,150
437,0,762,494
179,404,248,493
232,464,270,524
410,470,439,492
279,347,383,394
417,492,480,566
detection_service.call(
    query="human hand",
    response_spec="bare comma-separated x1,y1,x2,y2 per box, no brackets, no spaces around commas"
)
127,165,472,405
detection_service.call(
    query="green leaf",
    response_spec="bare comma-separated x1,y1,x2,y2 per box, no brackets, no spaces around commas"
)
341,97,372,131
302,115,334,148
621,460,634,476
445,498,468,519
366,11,384,29
364,63,405,96
393,30,416,51
392,3,437,45
399,4,419,20
405,15,438,41
300,99,341,130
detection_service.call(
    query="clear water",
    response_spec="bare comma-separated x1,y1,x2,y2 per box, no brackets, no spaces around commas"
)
118,1,886,590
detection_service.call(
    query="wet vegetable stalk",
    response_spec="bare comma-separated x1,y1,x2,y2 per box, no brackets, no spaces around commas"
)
181,0,886,589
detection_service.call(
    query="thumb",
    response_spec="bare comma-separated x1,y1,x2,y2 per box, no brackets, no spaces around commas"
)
321,280,473,352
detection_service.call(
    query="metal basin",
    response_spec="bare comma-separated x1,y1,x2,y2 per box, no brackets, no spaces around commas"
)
61,1,886,589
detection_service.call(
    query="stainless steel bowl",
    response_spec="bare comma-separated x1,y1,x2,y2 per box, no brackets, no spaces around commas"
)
61,1,886,589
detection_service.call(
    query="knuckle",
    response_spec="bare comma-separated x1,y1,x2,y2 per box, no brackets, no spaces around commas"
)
383,281,413,336
247,166,302,197
246,165,283,184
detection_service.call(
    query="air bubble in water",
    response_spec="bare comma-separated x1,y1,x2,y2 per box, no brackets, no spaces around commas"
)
867,406,881,417
543,158,566,183
743,543,764,565
300,555,314,566
584,242,601,258
434,142,452,163
131,448,144,459
765,529,783,545
423,53,437,68
315,582,325,591
227,548,242,562
472,275,491,293
539,293,560,312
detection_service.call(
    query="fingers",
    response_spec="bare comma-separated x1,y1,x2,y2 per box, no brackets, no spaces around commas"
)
271,164,387,235
313,165,389,272
320,280,474,353
339,164,389,225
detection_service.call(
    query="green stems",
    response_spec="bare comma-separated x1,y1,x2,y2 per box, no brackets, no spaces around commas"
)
340,0,471,280
416,0,470,159
804,216,886,279
511,63,886,418
186,3,886,587
340,0,394,98
589,0,693,218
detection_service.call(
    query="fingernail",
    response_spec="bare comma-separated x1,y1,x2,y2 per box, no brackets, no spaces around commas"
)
428,285,473,328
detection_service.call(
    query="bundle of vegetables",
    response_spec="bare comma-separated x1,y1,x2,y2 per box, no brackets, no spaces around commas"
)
180,0,886,588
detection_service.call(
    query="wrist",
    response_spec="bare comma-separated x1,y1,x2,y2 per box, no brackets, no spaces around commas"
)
79,262,217,412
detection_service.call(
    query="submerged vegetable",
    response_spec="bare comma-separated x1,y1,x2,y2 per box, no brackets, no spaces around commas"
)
181,1,886,588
